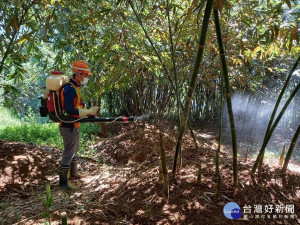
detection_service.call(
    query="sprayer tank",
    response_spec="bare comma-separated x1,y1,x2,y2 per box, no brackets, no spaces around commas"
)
46,71,68,91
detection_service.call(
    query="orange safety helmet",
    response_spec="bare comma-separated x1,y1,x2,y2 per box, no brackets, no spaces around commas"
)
71,61,92,75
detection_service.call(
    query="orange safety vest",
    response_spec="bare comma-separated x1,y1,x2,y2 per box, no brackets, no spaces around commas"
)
59,82,83,128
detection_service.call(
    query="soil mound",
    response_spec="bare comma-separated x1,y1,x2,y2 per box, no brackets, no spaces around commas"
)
0,140,57,193
95,123,176,164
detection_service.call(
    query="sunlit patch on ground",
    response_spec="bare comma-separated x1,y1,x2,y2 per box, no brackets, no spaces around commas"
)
264,158,300,174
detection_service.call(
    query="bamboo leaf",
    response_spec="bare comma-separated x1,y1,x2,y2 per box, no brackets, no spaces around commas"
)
142,55,152,62
52,11,58,23
14,31,35,45
2,84,20,95
41,212,50,218
5,23,11,36
7,71,18,80
45,15,51,30
192,0,200,8
235,58,243,65
27,39,35,55
14,16,19,31
284,0,292,9
91,30,96,41
288,35,293,52
0,41,3,54
47,197,53,208
195,0,206,13
253,46,261,54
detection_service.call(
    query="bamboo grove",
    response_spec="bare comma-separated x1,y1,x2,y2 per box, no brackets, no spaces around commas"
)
0,0,299,186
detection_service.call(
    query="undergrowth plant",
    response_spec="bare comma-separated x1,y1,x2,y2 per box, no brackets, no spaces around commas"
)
0,107,100,157
0,202,7,225
40,184,53,225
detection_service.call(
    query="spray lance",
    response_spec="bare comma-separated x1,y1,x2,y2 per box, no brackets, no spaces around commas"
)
39,71,152,123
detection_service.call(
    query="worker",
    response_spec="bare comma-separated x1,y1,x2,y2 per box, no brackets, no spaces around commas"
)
58,61,99,190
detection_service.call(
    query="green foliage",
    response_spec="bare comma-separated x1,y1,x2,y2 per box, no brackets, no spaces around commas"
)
40,184,53,225
0,107,100,157
0,107,21,128
0,122,63,148
78,123,100,156
0,0,299,120
76,205,85,212
264,148,281,159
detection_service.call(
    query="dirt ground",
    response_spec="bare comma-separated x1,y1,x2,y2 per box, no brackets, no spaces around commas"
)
0,122,299,225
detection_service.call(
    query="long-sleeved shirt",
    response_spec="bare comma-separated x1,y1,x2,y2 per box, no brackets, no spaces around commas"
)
60,79,84,128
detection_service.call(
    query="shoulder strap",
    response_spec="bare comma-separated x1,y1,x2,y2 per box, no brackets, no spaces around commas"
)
63,82,81,109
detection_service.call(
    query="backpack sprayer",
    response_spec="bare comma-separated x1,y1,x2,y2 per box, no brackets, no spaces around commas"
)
39,71,149,123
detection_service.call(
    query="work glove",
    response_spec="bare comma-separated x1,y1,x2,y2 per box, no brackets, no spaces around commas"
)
78,107,99,118
89,106,99,115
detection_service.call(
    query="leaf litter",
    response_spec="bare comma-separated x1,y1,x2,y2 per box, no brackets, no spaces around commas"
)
0,122,299,224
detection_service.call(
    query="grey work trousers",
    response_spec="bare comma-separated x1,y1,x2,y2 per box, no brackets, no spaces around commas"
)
59,126,80,166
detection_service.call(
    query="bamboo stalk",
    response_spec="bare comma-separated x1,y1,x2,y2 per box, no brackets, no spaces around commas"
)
167,0,181,124
159,132,169,201
213,6,238,187
216,75,224,175
97,89,108,137
279,145,286,166
251,82,300,176
172,0,215,178
158,162,163,185
216,174,221,199
197,162,202,184
167,0,184,166
282,124,300,174
61,212,67,225
244,148,249,163
252,56,299,174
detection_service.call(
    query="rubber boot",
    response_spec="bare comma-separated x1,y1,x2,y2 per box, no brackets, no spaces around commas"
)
70,157,84,179
59,165,79,190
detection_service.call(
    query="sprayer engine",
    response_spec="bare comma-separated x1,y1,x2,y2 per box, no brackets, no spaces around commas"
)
39,71,68,121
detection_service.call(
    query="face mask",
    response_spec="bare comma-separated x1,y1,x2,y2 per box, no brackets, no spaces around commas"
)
81,77,89,85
